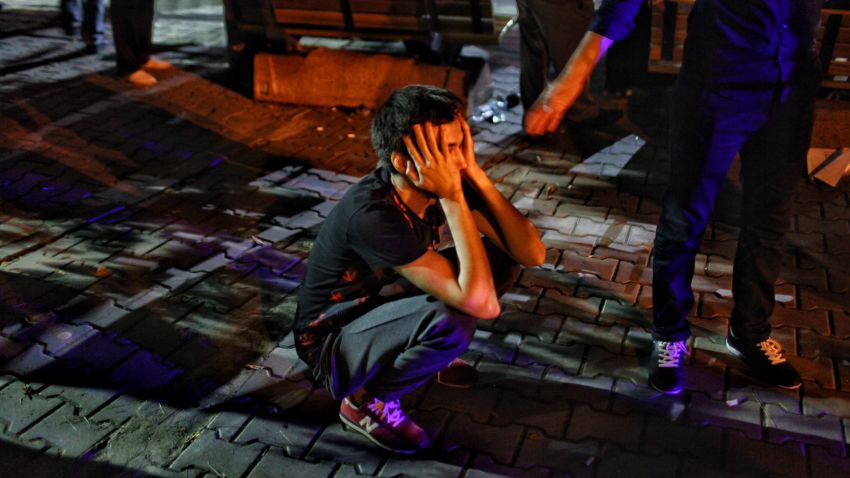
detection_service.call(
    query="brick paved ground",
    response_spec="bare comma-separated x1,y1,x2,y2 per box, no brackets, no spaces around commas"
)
1,1,849,477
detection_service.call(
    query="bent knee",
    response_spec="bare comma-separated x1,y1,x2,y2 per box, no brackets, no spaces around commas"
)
424,302,478,348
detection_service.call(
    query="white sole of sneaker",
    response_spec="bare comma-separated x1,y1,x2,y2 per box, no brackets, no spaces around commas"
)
338,413,419,455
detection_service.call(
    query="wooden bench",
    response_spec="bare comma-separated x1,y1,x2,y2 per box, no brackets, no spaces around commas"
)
648,0,850,89
223,0,508,69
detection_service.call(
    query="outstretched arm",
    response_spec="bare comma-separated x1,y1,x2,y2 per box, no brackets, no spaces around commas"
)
525,0,644,135
524,31,614,135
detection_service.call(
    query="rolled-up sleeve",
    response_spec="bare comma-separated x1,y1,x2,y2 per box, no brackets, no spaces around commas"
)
589,0,645,42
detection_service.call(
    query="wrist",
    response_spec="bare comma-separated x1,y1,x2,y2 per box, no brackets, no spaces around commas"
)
439,188,464,204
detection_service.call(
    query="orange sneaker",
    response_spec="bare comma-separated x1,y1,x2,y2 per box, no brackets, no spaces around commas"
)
142,57,172,71
127,69,156,87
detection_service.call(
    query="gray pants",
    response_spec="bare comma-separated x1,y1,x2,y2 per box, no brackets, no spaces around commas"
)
317,243,520,401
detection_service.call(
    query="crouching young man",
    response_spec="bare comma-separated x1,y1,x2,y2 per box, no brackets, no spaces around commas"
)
294,85,545,454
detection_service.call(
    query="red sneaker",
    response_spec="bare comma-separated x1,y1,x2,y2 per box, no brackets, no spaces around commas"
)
339,396,430,454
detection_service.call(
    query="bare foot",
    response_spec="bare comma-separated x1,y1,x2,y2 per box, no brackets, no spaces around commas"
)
127,69,156,87
142,57,172,71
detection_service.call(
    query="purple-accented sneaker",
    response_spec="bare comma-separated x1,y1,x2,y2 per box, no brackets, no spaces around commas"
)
339,396,430,454
649,339,689,394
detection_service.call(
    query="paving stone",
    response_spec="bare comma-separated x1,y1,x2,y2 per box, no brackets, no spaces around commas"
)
255,345,302,379
466,329,519,364
798,328,850,361
802,383,850,418
247,449,336,478
94,398,216,468
170,429,266,476
475,359,547,397
380,452,467,478
835,312,850,339
643,415,723,460
612,261,651,285
797,215,850,235
536,289,601,321
554,318,625,353
465,454,551,478
789,355,836,390
0,335,25,360
498,287,543,313
306,423,387,476
723,430,807,478
764,404,845,454
236,413,323,457
565,404,644,451
0,381,63,435
490,390,570,438
726,371,800,414
620,326,652,356
19,403,116,456
687,393,762,440
770,306,830,336
108,351,181,392
575,275,640,305
610,379,688,419
594,446,679,478
538,230,596,254
598,299,651,329
513,433,598,478
493,311,561,343
581,346,643,384
39,383,123,418
808,445,850,478
0,343,57,377
557,251,618,281
800,287,850,313
418,379,499,424
699,291,734,319
515,337,585,373
591,242,651,266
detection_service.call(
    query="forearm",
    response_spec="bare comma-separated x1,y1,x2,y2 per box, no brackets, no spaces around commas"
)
464,166,545,267
524,31,615,135
552,31,614,93
440,194,500,318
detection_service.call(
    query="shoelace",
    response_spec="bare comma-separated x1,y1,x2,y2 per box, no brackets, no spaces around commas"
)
368,398,406,428
757,338,787,365
657,340,689,368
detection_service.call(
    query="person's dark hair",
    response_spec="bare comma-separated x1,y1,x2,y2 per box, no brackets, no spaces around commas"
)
371,84,463,171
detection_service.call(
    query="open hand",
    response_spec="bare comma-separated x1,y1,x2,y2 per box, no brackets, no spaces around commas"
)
457,114,483,178
402,122,463,200
524,79,584,135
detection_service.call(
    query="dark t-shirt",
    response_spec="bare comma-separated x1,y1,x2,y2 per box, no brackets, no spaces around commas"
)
294,167,446,369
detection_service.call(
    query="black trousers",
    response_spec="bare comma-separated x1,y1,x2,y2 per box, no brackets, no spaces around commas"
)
110,0,154,74
651,80,817,343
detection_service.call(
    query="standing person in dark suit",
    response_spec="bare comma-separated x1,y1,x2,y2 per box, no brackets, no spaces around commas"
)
111,0,171,87
60,0,107,53
526,0,823,394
